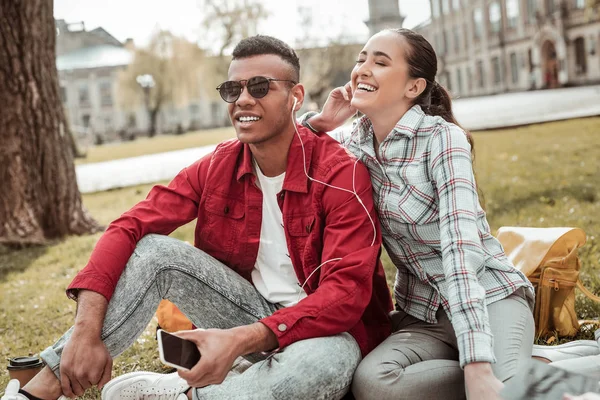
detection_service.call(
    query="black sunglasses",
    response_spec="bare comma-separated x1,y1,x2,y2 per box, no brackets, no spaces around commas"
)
216,76,297,103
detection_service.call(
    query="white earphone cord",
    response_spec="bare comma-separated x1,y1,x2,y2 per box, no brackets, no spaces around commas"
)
291,98,377,304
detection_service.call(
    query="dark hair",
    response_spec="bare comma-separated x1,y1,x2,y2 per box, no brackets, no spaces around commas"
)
388,28,483,203
232,35,300,82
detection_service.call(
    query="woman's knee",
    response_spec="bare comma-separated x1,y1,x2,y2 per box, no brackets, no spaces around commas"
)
352,357,465,400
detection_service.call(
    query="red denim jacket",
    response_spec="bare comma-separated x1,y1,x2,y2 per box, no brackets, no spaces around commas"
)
68,125,393,356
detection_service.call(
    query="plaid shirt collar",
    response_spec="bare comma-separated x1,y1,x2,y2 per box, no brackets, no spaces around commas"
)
352,105,427,145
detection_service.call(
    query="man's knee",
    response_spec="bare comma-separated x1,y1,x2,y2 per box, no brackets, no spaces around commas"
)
130,234,187,265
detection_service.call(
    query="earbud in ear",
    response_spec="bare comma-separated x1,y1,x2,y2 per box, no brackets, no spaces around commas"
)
292,97,298,111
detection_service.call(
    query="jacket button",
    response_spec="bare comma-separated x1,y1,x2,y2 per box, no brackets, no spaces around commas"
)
277,323,287,332
224,206,229,214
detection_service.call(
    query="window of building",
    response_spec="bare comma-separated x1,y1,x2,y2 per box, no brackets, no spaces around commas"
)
457,68,463,93
78,85,89,107
454,27,461,52
527,0,537,23
432,0,441,18
467,66,473,90
463,23,469,50
60,86,67,103
510,52,519,84
99,81,112,106
189,103,200,116
589,36,597,56
104,116,113,132
211,102,221,125
576,0,585,8
574,37,587,75
442,30,448,54
446,71,452,91
489,2,501,33
473,8,483,40
507,0,519,28
492,56,502,84
127,113,137,128
442,0,450,15
452,0,460,11
477,60,485,88
545,0,555,14
82,114,91,128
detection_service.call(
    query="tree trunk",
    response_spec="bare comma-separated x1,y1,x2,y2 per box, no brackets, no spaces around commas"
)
0,0,102,245
148,109,159,137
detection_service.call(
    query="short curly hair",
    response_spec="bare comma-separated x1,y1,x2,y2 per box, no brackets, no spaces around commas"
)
232,35,300,82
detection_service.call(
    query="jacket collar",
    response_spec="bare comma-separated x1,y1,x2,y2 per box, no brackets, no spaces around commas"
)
235,124,314,193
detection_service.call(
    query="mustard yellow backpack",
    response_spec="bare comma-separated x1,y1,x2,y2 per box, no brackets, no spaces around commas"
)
497,227,600,337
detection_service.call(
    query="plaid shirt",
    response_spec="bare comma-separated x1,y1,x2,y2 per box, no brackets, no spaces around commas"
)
336,105,534,367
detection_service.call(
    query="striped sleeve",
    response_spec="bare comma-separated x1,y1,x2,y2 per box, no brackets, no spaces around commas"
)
429,124,496,368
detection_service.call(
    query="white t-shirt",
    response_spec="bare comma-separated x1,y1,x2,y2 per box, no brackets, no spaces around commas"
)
252,160,307,307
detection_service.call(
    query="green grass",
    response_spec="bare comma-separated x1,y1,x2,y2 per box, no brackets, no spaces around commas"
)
75,127,236,164
1,117,600,397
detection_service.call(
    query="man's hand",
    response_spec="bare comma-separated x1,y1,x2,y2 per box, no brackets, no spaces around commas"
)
59,289,111,397
464,362,503,400
175,323,278,388
309,82,356,132
59,328,112,397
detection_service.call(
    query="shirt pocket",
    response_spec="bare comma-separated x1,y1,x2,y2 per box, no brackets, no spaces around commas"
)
398,160,431,185
286,214,319,289
200,194,245,257
386,180,439,228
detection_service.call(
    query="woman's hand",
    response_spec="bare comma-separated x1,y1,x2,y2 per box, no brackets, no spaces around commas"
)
464,362,504,400
308,82,356,132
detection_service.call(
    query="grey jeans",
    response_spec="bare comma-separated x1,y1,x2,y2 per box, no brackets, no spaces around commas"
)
40,234,361,400
351,288,535,400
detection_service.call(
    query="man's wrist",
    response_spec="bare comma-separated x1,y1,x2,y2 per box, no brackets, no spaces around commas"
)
73,290,107,336
231,323,278,355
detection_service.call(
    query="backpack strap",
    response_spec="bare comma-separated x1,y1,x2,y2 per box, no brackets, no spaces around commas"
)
577,279,600,303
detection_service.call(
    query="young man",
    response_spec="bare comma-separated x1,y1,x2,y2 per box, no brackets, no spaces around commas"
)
2,35,392,400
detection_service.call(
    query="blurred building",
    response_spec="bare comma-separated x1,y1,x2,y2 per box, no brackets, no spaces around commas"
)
55,20,228,145
366,0,405,35
414,0,600,97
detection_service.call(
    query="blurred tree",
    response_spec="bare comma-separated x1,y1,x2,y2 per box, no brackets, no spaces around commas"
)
298,43,362,109
198,0,269,88
295,6,362,109
117,31,204,137
0,0,102,245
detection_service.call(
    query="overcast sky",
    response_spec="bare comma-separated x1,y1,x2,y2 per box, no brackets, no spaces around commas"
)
54,0,431,48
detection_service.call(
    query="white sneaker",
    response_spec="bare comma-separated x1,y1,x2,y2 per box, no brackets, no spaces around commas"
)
101,371,190,400
1,380,27,400
1,379,70,400
532,340,600,362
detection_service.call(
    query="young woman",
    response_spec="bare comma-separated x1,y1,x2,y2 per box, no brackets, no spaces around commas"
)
302,28,535,400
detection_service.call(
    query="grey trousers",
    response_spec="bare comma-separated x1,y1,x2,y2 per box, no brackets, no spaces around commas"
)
351,288,535,400
40,234,361,400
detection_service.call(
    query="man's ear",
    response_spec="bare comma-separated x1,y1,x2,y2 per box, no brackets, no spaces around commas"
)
405,77,427,100
291,84,305,111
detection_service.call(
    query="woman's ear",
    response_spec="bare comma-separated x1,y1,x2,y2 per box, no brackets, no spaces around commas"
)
405,77,427,100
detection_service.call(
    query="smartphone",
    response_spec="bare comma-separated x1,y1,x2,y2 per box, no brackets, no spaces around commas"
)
157,329,201,371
